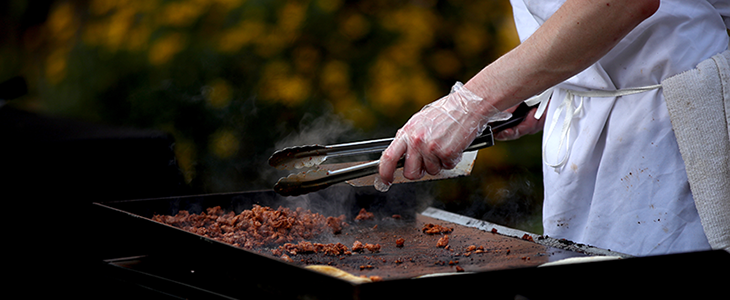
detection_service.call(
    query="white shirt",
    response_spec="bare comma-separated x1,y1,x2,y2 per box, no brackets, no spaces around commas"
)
511,0,730,256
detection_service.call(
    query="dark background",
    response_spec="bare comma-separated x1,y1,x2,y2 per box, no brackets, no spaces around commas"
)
0,0,544,233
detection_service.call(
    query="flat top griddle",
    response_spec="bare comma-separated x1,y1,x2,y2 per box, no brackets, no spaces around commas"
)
93,187,728,300
95,184,621,282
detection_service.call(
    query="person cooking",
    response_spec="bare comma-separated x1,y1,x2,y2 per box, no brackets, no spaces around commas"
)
377,0,730,256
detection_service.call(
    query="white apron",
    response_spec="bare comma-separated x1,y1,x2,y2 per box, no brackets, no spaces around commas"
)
511,0,730,256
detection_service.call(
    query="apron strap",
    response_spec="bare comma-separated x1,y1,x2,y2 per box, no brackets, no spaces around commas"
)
530,84,662,172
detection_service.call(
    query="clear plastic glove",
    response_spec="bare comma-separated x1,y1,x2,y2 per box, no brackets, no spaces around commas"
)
377,82,510,190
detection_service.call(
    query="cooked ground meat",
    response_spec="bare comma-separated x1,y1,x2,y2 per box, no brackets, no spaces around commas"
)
364,243,381,253
437,235,449,248
354,208,374,221
352,240,364,252
152,205,347,250
277,241,351,256
422,223,453,235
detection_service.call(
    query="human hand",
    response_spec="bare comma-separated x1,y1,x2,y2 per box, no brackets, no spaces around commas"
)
494,105,545,141
377,82,510,190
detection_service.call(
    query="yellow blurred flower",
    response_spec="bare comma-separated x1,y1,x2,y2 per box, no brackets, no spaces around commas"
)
106,7,136,52
380,6,436,48
367,57,405,115
212,0,245,11
89,0,160,16
332,93,375,129
48,2,78,43
278,1,306,34
366,50,440,115
407,71,439,107
259,61,310,106
204,79,233,109
89,0,118,16
496,15,520,56
45,48,69,84
315,0,342,13
210,128,240,159
126,25,153,51
255,29,289,57
320,60,350,97
383,42,420,67
160,0,207,27
218,20,266,53
277,75,310,105
368,82,405,116
148,33,187,65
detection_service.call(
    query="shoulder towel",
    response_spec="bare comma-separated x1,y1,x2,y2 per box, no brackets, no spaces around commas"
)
662,50,730,252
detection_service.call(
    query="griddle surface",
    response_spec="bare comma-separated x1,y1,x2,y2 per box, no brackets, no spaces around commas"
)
250,213,585,280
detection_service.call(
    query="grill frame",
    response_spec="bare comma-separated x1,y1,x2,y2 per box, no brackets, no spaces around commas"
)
91,185,729,300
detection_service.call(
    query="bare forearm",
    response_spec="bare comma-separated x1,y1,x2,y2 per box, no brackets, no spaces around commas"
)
465,0,659,113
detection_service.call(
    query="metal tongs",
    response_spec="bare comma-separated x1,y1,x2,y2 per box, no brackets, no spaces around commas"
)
270,103,532,196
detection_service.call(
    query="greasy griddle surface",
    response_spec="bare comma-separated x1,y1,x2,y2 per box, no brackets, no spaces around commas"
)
254,214,579,280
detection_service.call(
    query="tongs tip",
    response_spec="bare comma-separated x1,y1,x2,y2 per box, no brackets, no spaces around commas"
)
268,145,328,170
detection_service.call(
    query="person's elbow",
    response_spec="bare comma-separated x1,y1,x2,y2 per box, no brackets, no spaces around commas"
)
631,0,660,20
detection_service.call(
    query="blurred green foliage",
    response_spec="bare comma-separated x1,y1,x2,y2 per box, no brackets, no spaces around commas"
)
1,0,543,232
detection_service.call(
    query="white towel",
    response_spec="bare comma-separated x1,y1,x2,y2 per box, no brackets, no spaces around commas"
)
662,50,730,252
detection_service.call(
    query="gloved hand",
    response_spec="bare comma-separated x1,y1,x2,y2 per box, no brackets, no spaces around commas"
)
376,82,510,191
494,105,546,141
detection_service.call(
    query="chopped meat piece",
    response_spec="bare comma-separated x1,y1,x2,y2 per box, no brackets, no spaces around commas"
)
455,266,465,272
437,235,449,248
369,276,383,282
281,254,294,263
422,223,453,235
352,241,364,252
466,245,477,252
364,243,381,253
521,234,534,242
355,208,374,221
395,238,405,247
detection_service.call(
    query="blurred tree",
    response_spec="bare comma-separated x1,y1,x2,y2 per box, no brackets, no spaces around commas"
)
1,0,542,231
